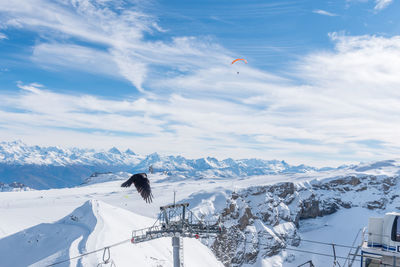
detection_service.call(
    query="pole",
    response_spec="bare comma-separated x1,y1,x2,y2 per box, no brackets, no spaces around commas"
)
172,236,180,267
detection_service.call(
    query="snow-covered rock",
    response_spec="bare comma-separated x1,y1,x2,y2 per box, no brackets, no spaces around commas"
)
184,175,400,266
0,182,33,192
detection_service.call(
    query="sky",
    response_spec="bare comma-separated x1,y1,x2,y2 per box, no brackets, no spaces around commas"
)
0,0,400,167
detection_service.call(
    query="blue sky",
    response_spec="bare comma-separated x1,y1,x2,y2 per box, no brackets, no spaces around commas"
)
0,0,400,166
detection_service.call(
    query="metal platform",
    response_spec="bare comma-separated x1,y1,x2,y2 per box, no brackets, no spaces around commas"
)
130,202,223,267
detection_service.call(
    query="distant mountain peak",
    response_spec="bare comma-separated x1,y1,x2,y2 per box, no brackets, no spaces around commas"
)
125,149,136,155
147,152,160,160
108,147,121,154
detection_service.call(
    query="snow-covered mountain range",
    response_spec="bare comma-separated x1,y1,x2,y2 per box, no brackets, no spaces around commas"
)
0,140,141,166
0,141,334,189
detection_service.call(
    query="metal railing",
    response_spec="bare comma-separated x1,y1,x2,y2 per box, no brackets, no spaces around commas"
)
130,203,222,244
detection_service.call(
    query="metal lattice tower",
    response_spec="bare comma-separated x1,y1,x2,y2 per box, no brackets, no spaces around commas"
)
130,203,222,267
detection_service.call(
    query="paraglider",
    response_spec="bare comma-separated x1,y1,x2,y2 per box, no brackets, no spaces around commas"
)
231,58,247,65
121,173,153,203
231,58,247,74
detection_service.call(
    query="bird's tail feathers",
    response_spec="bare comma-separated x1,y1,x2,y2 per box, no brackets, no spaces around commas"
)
145,193,154,203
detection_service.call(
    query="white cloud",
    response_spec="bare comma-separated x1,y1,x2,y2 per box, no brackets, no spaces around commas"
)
374,0,393,10
0,32,6,39
312,9,338,16
300,33,400,90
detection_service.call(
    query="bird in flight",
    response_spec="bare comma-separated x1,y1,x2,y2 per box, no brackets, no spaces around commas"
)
121,173,153,203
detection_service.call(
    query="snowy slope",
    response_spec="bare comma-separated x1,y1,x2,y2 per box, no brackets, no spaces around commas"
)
82,171,132,185
0,199,223,267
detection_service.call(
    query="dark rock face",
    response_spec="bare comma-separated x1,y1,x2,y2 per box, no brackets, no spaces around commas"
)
299,195,320,219
209,175,399,266
365,199,387,210
238,208,253,231
313,176,362,191
0,181,31,192
268,182,295,198
212,227,245,266
9,182,27,188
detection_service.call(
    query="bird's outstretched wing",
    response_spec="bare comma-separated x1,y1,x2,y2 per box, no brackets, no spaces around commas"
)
121,173,153,203
121,176,134,188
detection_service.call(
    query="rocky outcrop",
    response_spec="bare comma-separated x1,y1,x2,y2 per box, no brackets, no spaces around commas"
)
209,175,399,266
0,181,32,192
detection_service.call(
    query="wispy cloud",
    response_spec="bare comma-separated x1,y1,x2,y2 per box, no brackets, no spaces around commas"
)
312,9,338,16
0,32,6,40
374,0,393,10
31,43,119,77
345,0,393,11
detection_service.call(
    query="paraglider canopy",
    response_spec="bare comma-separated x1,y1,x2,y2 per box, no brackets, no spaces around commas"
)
231,58,247,64
231,58,247,74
